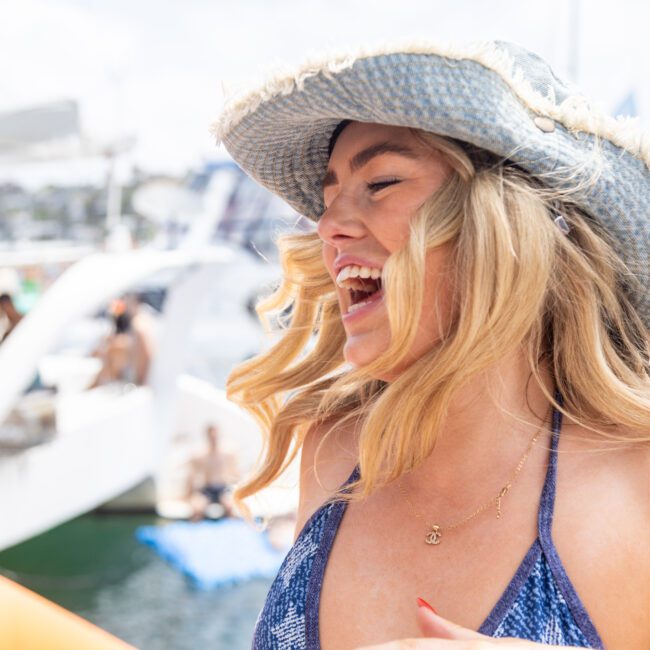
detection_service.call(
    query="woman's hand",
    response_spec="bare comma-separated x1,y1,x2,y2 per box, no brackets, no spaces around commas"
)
355,599,567,649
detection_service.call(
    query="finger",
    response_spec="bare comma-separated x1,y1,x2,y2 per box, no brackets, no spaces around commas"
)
355,641,455,650
416,599,487,641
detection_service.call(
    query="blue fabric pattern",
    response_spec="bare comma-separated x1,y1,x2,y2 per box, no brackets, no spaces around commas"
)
252,404,604,649
252,501,337,649
490,551,593,646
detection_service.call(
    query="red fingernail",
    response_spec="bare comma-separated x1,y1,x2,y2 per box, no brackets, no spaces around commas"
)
416,597,437,614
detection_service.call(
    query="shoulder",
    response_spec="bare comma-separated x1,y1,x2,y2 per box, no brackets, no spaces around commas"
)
557,423,650,528
555,424,650,647
596,437,650,646
293,417,358,541
559,422,650,493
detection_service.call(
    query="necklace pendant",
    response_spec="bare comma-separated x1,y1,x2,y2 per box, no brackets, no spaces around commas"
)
425,524,442,545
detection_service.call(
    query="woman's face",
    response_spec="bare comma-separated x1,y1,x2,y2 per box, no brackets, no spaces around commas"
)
318,122,456,376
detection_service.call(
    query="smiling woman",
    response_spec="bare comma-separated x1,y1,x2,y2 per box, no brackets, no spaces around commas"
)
214,42,650,650
319,123,456,371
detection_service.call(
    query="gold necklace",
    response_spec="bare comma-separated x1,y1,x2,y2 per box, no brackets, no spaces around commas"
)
397,414,548,546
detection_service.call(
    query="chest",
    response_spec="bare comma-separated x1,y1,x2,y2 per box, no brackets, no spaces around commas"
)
315,463,650,650
318,489,542,650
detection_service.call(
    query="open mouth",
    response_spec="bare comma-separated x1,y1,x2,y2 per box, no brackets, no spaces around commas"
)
336,265,383,315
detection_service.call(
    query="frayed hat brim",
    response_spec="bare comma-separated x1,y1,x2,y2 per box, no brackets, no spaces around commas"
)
213,40,650,327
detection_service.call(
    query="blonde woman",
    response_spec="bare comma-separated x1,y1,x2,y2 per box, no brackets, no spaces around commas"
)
213,42,649,649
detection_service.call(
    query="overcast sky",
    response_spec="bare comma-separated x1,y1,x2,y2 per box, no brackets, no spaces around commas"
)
1,0,648,187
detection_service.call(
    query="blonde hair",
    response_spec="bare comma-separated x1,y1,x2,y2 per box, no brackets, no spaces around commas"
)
227,129,650,516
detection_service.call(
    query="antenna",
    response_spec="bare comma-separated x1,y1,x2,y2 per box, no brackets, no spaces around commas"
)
567,0,580,83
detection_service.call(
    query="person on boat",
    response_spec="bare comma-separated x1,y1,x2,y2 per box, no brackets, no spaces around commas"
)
186,424,240,520
214,42,649,649
0,287,49,392
122,291,158,359
0,293,23,342
90,299,151,388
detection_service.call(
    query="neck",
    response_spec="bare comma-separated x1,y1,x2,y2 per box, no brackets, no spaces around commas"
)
402,348,555,497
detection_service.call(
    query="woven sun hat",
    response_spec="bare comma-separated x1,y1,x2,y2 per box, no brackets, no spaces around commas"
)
212,41,650,329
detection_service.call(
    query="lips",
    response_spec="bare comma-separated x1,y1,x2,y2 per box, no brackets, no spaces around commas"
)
334,263,384,317
336,264,382,285
344,288,384,317
336,264,382,304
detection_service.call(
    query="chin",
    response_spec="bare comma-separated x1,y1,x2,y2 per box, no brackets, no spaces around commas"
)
342,341,400,382
342,326,386,368
343,342,378,369
344,335,440,383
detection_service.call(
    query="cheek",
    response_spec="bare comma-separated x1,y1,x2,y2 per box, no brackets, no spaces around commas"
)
321,242,337,279
421,247,456,332
374,204,413,251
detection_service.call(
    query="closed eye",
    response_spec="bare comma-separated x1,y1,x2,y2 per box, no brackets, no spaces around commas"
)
367,179,400,193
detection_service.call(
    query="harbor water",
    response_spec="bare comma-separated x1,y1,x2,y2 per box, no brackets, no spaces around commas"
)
0,513,272,649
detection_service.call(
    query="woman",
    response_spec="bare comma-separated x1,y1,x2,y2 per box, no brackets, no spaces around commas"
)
213,42,650,648
91,300,151,387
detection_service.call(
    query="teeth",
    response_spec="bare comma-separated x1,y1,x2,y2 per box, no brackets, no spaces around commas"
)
347,300,372,314
336,264,382,288
345,292,384,315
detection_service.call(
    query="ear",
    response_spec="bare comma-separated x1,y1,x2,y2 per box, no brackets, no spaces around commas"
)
416,606,487,641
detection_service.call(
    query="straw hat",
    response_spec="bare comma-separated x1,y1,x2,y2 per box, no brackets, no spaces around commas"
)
213,41,650,328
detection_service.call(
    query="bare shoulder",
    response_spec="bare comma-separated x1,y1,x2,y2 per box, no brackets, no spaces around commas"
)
609,430,650,531
560,427,650,488
596,431,650,647
293,417,359,542
559,423,650,527
555,424,650,648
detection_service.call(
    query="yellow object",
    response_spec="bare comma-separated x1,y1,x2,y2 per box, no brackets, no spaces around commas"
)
0,575,136,650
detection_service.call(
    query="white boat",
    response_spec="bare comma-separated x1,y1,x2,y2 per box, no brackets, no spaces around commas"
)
0,155,302,551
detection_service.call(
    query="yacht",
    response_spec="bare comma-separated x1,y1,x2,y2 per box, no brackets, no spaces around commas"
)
0,150,304,551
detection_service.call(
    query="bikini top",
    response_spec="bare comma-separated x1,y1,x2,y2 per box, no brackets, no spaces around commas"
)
252,405,604,649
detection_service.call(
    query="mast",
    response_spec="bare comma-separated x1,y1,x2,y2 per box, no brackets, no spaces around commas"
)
567,0,580,83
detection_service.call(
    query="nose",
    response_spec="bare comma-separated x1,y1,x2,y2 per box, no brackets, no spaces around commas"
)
316,196,366,246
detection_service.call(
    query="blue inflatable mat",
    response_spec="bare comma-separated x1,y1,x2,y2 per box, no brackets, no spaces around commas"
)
136,519,288,589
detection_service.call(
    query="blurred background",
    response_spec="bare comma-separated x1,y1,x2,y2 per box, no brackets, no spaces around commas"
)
0,1,646,648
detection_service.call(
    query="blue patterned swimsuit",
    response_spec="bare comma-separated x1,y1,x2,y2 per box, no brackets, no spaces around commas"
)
253,406,604,648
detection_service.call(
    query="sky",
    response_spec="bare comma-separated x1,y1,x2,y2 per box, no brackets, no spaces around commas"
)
1,0,648,188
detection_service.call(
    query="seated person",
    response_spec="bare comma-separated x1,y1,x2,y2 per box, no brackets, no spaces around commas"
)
0,293,23,342
90,300,151,387
186,424,240,520
0,292,48,393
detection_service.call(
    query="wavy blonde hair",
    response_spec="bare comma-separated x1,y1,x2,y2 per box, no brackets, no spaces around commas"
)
227,130,650,515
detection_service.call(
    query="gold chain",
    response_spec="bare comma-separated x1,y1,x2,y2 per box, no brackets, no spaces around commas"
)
397,412,549,546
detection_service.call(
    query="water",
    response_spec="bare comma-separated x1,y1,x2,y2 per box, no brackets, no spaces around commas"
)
0,513,272,649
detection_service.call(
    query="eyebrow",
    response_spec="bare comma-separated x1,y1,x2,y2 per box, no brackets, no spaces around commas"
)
322,141,421,190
